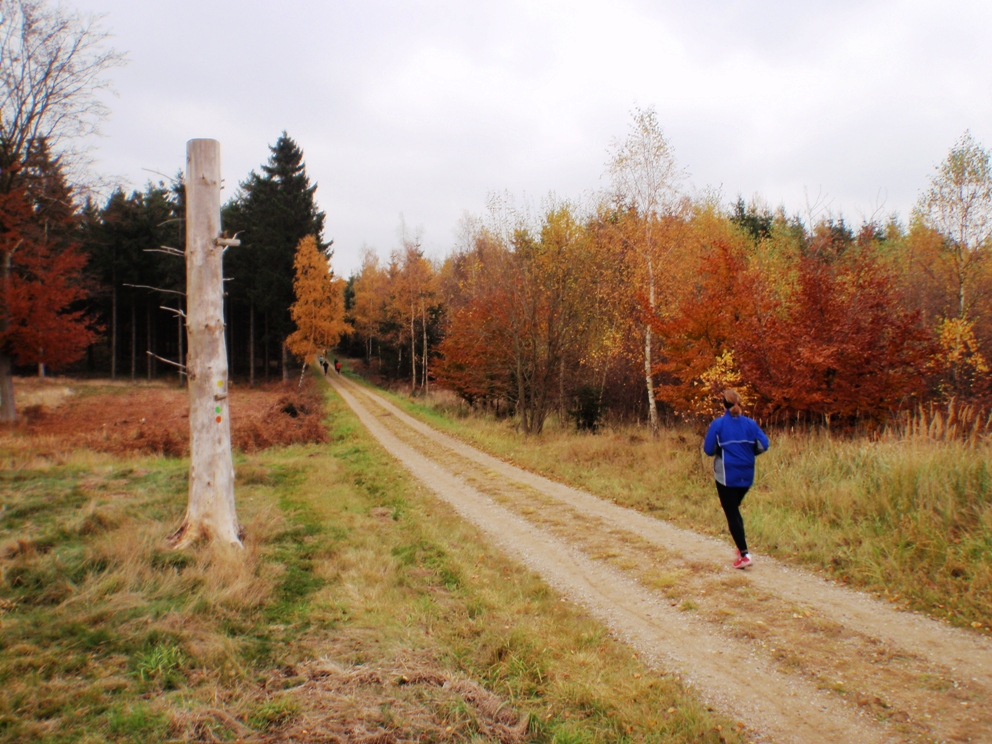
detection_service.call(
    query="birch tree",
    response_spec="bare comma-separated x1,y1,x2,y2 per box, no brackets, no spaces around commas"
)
607,106,686,437
917,130,992,319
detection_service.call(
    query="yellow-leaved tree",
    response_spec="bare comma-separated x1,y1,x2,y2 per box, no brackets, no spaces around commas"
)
286,235,350,386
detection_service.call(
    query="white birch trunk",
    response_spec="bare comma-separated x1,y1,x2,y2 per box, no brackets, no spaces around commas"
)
644,256,659,437
170,139,241,548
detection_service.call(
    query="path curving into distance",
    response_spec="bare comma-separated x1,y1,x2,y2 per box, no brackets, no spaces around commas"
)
327,372,992,744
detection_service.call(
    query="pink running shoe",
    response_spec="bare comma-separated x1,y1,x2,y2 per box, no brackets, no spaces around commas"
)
733,553,753,569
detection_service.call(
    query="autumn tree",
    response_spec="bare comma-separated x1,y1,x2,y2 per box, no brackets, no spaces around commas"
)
580,204,653,419
393,234,436,393
0,0,124,420
607,106,687,436
346,246,388,365
285,234,349,384
737,237,933,425
651,233,752,419
437,199,597,434
916,131,992,320
224,133,325,384
0,178,98,385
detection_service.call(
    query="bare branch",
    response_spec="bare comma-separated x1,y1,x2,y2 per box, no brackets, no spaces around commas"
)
0,0,127,190
123,282,185,296
146,350,185,371
141,167,179,184
143,246,184,257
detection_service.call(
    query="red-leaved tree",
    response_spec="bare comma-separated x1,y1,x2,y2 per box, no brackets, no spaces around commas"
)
0,182,99,383
435,299,512,408
737,251,934,425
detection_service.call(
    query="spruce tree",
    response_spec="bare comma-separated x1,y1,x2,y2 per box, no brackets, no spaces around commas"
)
225,133,326,382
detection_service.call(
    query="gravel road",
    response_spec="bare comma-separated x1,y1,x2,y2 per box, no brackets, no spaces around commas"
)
328,373,992,744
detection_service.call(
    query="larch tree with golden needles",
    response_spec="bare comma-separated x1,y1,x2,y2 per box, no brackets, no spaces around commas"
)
286,235,350,386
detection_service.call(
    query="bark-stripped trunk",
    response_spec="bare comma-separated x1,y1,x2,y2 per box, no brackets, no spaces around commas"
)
225,294,232,381
644,256,659,438
130,301,136,381
0,250,13,422
249,300,255,387
177,298,185,385
170,139,241,549
111,280,117,380
147,296,153,380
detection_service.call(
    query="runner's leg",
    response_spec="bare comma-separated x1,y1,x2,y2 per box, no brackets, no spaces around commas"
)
716,483,749,555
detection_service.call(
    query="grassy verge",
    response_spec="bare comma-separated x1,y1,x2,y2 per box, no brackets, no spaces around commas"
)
0,376,745,743
367,384,992,634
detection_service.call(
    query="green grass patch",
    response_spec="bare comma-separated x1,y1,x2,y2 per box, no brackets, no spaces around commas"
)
0,375,746,743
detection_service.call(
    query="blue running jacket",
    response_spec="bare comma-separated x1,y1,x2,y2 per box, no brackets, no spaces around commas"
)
703,412,769,488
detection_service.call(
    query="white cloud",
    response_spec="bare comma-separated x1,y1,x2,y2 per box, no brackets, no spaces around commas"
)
71,0,992,275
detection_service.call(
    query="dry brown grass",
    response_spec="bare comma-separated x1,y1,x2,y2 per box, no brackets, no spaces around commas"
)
5,376,328,457
0,375,748,744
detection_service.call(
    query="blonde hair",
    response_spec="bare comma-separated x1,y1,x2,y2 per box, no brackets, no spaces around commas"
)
723,389,743,417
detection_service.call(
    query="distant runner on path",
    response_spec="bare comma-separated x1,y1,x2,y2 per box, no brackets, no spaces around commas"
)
334,358,341,374
703,389,769,569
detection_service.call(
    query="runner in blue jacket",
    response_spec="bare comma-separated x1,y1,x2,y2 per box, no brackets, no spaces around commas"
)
703,389,769,569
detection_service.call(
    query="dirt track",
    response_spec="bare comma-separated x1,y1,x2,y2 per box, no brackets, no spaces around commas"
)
327,373,992,744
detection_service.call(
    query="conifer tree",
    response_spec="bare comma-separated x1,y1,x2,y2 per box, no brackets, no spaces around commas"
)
285,235,349,385
225,133,325,382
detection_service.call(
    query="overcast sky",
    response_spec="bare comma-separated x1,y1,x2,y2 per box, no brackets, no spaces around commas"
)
72,0,992,277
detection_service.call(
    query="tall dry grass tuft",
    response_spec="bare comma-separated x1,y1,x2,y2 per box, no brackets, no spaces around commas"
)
894,400,992,445
193,504,285,613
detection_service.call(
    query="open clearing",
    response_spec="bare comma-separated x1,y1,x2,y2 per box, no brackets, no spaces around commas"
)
327,372,992,744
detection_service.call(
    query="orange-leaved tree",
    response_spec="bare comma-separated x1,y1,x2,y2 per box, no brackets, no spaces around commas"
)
650,236,753,419
286,235,350,385
348,247,388,365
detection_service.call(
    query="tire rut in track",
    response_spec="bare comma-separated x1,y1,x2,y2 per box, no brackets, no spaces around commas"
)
328,374,992,744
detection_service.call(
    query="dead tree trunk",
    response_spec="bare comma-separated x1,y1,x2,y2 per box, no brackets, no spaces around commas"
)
0,250,13,422
130,301,136,381
249,300,255,387
111,280,117,380
146,296,153,380
170,139,241,549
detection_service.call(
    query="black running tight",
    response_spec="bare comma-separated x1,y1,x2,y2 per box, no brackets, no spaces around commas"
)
715,482,749,555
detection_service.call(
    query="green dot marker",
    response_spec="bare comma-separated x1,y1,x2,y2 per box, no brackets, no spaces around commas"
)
215,406,221,414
